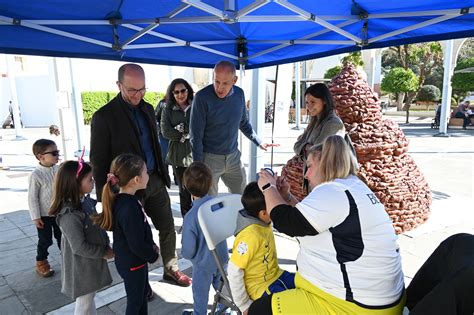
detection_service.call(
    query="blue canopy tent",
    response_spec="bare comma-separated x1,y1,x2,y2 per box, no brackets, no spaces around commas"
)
0,0,473,69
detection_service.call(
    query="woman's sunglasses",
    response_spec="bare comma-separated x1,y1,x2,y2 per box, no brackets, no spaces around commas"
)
173,88,187,96
42,150,60,157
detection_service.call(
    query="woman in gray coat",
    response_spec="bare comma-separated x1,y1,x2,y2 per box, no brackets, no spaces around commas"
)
161,78,194,218
294,83,346,158
293,83,349,192
50,161,113,315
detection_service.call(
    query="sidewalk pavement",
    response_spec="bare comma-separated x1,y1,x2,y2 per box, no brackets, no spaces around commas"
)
0,115,473,314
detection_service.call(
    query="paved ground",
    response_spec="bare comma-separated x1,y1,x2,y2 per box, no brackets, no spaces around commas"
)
0,115,473,314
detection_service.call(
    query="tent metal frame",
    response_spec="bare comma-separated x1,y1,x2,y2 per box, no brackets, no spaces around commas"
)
0,1,472,67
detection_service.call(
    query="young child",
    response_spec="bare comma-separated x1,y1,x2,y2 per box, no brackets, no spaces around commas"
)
181,162,228,315
28,139,61,277
228,182,295,314
95,153,159,315
49,160,113,314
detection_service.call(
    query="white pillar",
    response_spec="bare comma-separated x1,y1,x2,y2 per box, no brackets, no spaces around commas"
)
69,58,85,151
248,68,265,181
5,55,24,139
294,62,301,129
438,40,454,136
52,58,75,160
362,49,376,89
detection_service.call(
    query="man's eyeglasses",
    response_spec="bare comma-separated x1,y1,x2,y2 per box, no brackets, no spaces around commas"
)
120,82,147,96
42,150,60,157
173,88,187,96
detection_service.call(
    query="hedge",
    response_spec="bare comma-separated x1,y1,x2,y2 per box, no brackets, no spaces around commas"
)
81,91,165,124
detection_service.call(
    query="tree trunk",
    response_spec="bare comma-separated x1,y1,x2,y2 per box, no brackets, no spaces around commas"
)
396,93,405,111
403,92,416,123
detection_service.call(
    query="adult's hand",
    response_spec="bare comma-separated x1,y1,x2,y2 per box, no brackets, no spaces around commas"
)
259,143,280,151
257,169,277,191
276,176,290,199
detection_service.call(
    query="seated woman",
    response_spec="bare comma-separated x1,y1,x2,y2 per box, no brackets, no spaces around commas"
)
293,83,345,160
293,83,354,192
250,135,405,315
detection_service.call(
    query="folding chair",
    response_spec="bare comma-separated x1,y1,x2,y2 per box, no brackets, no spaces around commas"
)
197,194,243,315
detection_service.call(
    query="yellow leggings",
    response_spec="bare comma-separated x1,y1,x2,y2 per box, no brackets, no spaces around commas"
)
271,273,405,315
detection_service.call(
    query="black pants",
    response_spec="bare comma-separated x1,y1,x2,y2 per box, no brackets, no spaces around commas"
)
36,216,61,261
118,264,148,315
406,233,474,315
140,172,178,271
455,112,470,128
173,166,192,217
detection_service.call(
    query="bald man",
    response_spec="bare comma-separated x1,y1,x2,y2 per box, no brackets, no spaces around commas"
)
190,61,272,195
90,64,192,290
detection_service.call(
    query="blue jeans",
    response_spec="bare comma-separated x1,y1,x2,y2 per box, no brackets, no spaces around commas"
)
36,216,61,261
192,268,222,315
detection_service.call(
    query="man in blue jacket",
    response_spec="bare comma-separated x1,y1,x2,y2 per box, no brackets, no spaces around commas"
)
190,61,271,195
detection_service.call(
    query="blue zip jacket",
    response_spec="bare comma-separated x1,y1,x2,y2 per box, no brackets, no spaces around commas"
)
181,195,229,270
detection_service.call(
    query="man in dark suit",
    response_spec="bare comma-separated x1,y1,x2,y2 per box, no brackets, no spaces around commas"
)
90,63,191,287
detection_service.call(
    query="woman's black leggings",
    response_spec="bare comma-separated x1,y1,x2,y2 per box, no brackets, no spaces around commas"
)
248,294,273,315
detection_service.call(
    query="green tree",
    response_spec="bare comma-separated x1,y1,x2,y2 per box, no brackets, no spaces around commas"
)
324,65,342,79
342,51,364,66
382,42,443,122
381,67,418,119
417,85,441,102
451,57,474,102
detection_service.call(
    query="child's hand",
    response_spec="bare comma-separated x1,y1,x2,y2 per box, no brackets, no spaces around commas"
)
34,219,44,229
103,247,114,260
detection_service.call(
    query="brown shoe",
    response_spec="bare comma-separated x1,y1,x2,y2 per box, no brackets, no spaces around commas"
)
36,260,54,277
163,269,192,287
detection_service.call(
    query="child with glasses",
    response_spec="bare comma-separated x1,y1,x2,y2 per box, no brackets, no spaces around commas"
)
28,139,62,277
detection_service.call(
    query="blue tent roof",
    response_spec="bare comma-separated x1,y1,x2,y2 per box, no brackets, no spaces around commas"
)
0,0,473,69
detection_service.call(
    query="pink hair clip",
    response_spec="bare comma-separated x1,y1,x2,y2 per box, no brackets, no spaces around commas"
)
107,173,119,186
76,146,85,178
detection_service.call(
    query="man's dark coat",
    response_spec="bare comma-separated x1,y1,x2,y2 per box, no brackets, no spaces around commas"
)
90,94,170,201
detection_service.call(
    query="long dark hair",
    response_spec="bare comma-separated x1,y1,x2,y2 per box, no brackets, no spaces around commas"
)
305,83,335,130
49,161,92,216
165,78,194,109
93,153,145,231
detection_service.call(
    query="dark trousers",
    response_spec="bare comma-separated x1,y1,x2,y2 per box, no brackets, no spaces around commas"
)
141,172,178,271
36,216,61,261
455,112,470,128
117,264,148,315
406,233,474,315
174,166,192,217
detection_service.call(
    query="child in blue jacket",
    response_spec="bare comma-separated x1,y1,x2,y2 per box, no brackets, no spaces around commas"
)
181,162,229,315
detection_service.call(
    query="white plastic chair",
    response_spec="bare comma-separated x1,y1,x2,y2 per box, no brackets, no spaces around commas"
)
197,194,243,315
